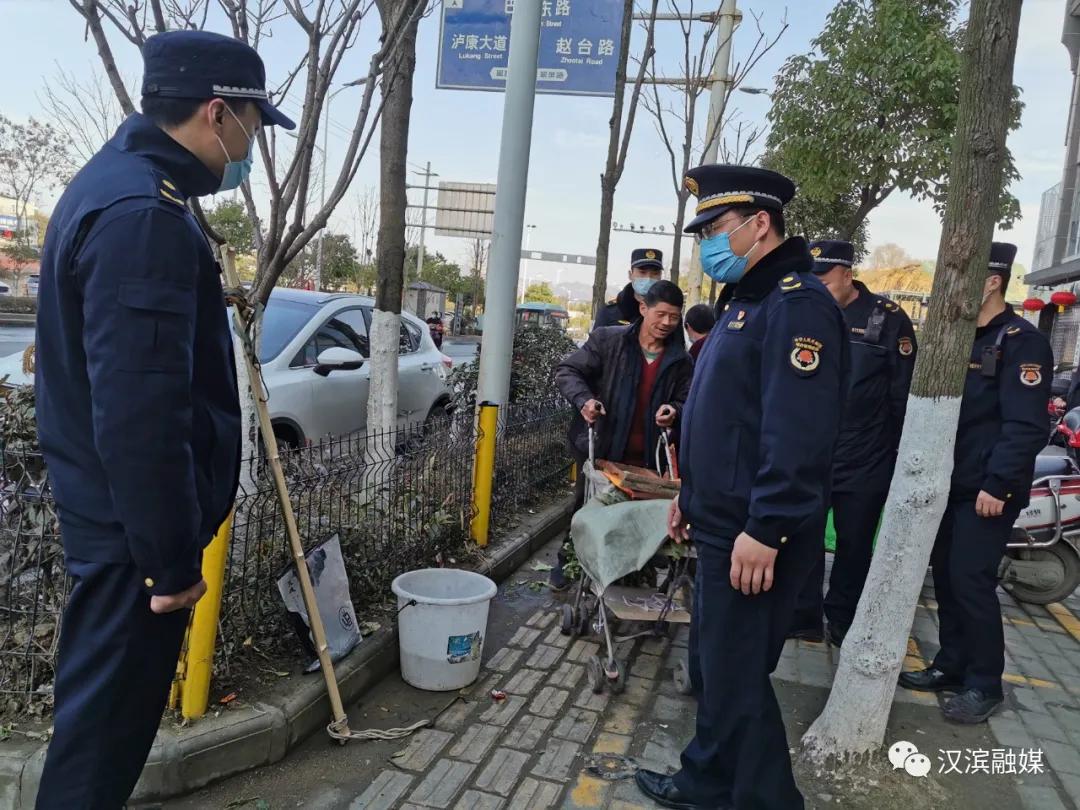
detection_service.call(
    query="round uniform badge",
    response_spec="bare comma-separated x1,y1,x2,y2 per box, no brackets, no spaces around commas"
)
898,336,914,356
790,336,822,374
1019,364,1042,387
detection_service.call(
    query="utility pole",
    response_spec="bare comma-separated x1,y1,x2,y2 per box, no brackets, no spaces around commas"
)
413,161,437,283
471,0,543,547
686,0,740,307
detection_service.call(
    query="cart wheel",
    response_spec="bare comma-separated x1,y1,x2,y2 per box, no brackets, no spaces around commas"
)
577,608,591,637
608,658,626,694
561,604,574,636
588,656,605,693
674,657,693,696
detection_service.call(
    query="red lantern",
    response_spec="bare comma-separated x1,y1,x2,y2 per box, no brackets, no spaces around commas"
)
1023,298,1046,313
1051,291,1077,313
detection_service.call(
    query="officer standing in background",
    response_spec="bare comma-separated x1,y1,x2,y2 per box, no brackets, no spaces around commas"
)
899,243,1052,724
593,248,665,329
34,31,295,807
634,166,848,810
788,240,917,646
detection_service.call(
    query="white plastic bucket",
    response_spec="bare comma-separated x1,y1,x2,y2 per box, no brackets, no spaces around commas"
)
392,568,498,691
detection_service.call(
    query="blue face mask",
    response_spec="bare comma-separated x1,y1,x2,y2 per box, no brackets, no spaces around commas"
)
632,277,658,297
700,217,758,284
216,107,255,193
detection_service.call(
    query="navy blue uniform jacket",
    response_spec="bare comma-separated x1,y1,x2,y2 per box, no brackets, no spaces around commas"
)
678,237,848,549
831,281,917,493
951,308,1052,508
593,283,640,330
35,114,241,596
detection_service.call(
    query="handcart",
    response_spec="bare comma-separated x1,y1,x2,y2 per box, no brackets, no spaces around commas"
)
560,427,695,695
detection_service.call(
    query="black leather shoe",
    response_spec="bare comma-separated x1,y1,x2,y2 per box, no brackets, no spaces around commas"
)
548,565,570,592
943,688,1004,724
897,666,963,692
825,622,847,648
787,625,825,643
633,769,725,810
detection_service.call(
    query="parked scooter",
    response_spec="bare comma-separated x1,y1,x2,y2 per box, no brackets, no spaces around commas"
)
999,407,1080,605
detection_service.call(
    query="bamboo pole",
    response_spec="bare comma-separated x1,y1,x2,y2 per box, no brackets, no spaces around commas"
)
219,246,352,741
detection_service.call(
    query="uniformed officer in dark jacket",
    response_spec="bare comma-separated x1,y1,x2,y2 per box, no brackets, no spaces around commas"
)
634,166,848,810
899,243,1052,724
34,31,294,808
789,240,917,646
593,248,665,329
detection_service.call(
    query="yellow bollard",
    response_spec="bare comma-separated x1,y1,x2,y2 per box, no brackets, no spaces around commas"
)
180,512,234,719
470,403,499,547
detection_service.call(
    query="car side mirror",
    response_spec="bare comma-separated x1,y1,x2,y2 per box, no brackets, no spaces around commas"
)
314,346,365,377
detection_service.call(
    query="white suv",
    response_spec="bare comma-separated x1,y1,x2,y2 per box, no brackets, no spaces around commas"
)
256,289,453,446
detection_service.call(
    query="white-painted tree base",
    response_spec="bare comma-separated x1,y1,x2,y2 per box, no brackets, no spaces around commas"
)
366,309,400,438
800,394,961,764
233,327,258,499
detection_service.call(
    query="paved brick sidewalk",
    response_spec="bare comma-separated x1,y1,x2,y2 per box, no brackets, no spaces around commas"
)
348,552,1080,810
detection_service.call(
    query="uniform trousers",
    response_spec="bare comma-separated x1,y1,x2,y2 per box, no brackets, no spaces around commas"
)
673,526,821,809
930,499,1021,697
791,490,886,634
36,558,190,809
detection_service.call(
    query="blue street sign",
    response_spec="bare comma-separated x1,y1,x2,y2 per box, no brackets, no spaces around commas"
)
437,0,624,97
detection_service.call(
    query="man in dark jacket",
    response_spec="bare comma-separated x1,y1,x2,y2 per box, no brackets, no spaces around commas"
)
551,280,693,588
789,240,917,646
636,165,848,810
33,31,294,807
685,303,716,361
899,243,1052,724
593,248,665,329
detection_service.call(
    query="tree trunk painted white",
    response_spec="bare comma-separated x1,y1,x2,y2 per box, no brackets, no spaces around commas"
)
366,307,400,437
800,0,1022,765
232,325,259,499
801,394,959,761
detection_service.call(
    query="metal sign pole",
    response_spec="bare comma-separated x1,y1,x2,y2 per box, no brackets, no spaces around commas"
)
471,0,543,544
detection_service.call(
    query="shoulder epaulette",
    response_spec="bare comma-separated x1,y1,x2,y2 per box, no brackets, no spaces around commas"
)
1006,326,1022,336
606,297,617,306
883,300,899,312
159,178,186,207
778,274,802,292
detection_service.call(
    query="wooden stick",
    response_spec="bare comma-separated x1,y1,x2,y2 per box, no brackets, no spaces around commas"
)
218,246,352,741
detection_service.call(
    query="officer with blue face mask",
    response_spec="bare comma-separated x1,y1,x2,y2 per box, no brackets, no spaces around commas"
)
34,30,294,808
593,248,665,329
634,165,848,810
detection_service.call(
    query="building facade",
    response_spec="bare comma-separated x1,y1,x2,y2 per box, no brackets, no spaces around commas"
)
1027,2,1080,378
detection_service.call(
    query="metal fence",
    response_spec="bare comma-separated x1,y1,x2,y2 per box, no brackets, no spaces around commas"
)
0,398,573,717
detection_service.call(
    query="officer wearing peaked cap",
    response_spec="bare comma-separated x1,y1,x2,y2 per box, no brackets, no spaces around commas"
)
34,30,294,808
634,165,848,810
899,243,1052,725
593,247,665,329
788,239,917,647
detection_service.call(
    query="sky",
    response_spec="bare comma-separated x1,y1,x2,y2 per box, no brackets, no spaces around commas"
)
0,0,1073,294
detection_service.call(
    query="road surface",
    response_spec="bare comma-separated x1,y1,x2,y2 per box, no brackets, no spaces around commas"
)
0,326,34,359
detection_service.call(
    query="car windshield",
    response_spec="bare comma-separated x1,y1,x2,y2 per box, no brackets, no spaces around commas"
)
258,297,321,363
